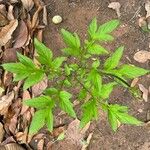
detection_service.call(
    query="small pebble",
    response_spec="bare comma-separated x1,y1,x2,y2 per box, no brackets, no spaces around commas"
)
52,15,62,24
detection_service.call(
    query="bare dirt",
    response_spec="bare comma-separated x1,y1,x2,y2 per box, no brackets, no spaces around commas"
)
42,0,150,149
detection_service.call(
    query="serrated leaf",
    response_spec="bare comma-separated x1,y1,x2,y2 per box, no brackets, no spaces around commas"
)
92,60,100,69
62,47,80,56
45,108,53,132
95,34,114,41
118,64,149,79
104,46,124,70
116,113,142,125
78,88,87,100
29,109,46,134
97,20,120,34
74,33,80,48
34,38,53,66
80,100,98,128
17,52,35,69
88,44,108,55
108,110,118,132
51,57,66,69
43,88,58,95
100,82,117,99
61,29,78,48
24,96,54,109
109,104,128,113
2,63,29,74
23,70,45,90
88,18,97,39
88,69,102,94
59,91,76,118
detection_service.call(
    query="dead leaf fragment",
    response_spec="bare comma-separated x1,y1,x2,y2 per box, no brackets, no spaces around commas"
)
43,6,48,25
131,78,139,87
0,19,18,47
9,115,18,134
0,122,5,142
32,77,48,97
139,84,148,102
0,91,15,116
0,13,8,27
21,0,34,11
13,20,28,48
81,132,93,150
7,5,14,20
133,50,150,63
66,119,90,145
37,139,44,150
0,143,25,150
108,2,121,18
145,0,150,18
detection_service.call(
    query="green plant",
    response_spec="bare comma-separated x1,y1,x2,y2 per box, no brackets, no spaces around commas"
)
2,18,149,134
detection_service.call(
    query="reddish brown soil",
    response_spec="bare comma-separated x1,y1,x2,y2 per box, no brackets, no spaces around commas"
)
42,0,150,149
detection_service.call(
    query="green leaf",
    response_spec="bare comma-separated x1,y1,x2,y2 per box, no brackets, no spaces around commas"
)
34,38,53,66
108,110,118,132
97,20,120,34
65,64,71,75
29,109,46,134
109,104,128,113
74,33,80,48
92,60,100,69
43,88,58,95
24,96,54,109
88,69,102,94
61,29,80,49
45,108,53,132
51,57,66,69
62,47,80,56
78,88,87,100
118,64,149,79
117,113,142,125
100,82,117,99
17,53,35,69
95,34,114,41
59,91,76,118
88,44,108,55
104,46,124,70
80,100,98,128
88,18,97,39
2,63,29,74
23,70,44,90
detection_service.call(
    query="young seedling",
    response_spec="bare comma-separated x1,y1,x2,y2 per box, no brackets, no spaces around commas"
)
2,18,149,134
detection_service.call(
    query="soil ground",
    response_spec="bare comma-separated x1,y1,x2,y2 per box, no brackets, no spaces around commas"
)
42,0,150,149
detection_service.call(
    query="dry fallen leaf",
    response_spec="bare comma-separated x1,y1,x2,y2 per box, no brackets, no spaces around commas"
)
37,139,44,150
0,12,8,27
81,132,93,150
32,77,48,97
0,19,18,47
21,0,34,12
13,20,28,48
7,5,15,20
145,0,150,18
0,91,15,116
134,50,150,63
108,2,121,18
131,78,139,87
65,119,90,146
43,6,48,25
139,84,149,102
9,114,18,134
0,143,25,150
0,122,5,142
20,90,30,115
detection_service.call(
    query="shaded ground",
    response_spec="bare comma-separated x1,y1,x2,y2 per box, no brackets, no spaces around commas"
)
42,0,150,149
